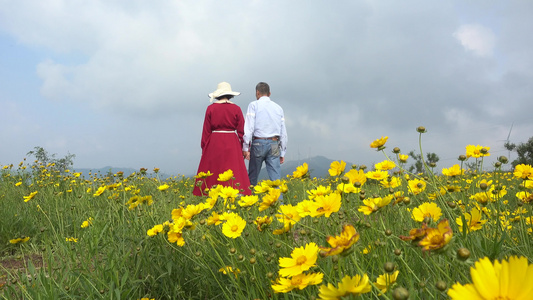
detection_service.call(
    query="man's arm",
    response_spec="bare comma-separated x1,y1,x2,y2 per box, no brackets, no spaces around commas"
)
242,102,256,152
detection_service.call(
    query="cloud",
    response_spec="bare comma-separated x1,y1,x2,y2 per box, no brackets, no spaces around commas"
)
1,1,533,174
453,24,496,57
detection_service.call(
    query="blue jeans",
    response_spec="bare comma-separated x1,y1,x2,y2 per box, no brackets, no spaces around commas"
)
248,138,281,186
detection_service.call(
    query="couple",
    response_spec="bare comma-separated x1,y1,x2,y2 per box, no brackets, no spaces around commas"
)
192,82,288,196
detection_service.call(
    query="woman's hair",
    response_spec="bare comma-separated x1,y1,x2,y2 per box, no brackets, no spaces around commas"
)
216,95,234,100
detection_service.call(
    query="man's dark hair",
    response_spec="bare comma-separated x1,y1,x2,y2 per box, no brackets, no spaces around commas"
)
256,82,270,95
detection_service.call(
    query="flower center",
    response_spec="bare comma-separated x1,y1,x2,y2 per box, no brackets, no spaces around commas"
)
296,255,307,265
291,277,303,286
231,225,239,232
430,235,443,244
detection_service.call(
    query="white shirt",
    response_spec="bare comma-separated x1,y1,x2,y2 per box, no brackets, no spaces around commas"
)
243,96,288,157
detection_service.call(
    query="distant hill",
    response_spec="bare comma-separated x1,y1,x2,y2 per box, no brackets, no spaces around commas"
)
72,156,350,181
73,166,173,180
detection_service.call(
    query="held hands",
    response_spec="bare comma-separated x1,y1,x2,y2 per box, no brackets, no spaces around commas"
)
243,151,250,160
280,157,285,164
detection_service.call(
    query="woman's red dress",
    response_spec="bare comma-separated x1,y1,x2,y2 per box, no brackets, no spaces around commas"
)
193,102,251,196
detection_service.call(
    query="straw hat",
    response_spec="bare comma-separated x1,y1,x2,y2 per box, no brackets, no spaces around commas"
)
208,82,241,102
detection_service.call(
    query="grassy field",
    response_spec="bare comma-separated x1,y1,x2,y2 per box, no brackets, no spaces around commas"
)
1,133,532,299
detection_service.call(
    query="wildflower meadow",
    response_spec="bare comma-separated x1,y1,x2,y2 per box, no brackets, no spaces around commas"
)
1,128,532,299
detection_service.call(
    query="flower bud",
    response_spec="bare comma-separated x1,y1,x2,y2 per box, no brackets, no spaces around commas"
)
479,183,488,190
457,248,470,261
392,287,410,300
416,126,426,133
435,280,447,291
384,262,396,273
498,156,508,164
458,155,467,161
393,147,401,154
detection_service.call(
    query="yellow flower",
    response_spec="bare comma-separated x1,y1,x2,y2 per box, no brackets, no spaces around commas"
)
195,171,213,178
516,191,532,203
181,203,205,220
207,211,222,225
381,177,402,189
442,164,464,177
93,186,106,197
319,225,360,256
258,188,281,211
466,145,491,158
375,160,396,171
375,270,399,294
358,196,392,215
328,160,346,176
318,274,371,299
218,186,239,205
276,204,302,226
513,164,533,180
307,185,332,199
470,191,491,205
15,182,22,187
309,193,342,218
411,202,442,222
167,230,185,246
488,185,507,201
365,170,389,181
157,183,170,191
23,191,38,202
219,266,241,278
418,219,453,251
253,181,272,194
456,207,487,233
237,195,259,207
217,169,234,182
147,224,163,236
66,237,78,242
9,237,30,244
344,169,367,186
408,178,426,195
448,256,533,299
291,163,309,179
296,200,314,218
81,217,94,228
279,242,319,277
221,214,246,239
272,272,324,293
399,154,409,163
254,215,273,231
336,183,360,194
370,136,388,149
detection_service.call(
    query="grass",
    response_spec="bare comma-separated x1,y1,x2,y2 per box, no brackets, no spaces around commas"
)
1,132,532,299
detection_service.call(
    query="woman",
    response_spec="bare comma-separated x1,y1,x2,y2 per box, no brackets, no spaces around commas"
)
193,82,252,196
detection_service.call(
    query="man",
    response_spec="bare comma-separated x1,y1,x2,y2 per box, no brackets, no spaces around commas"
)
242,82,288,186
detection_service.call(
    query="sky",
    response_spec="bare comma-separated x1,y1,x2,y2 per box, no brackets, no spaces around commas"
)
1,1,532,176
